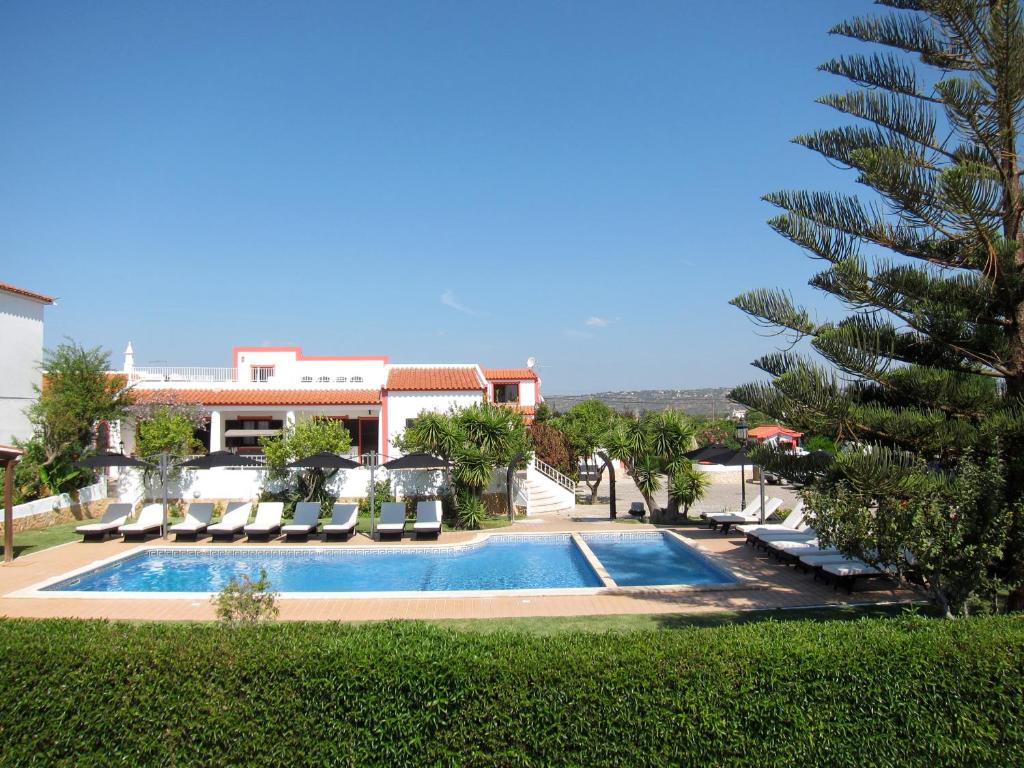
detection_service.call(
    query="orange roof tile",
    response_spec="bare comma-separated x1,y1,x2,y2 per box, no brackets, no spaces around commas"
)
0,281,54,304
386,367,484,391
483,367,538,381
130,388,381,406
748,425,803,439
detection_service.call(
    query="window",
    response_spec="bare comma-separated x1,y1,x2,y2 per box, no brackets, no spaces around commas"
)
250,365,274,383
351,376,363,383
493,383,520,403
335,376,347,383
301,375,313,383
317,376,330,383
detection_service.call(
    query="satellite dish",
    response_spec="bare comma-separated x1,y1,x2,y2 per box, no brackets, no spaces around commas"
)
526,356,537,369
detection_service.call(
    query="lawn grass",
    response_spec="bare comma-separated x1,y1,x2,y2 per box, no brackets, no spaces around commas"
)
1,519,85,559
430,602,930,634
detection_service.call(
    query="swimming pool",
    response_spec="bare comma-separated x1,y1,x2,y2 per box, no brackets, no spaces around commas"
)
35,532,737,596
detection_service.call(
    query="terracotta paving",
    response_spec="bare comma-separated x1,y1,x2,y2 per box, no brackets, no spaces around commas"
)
0,517,914,622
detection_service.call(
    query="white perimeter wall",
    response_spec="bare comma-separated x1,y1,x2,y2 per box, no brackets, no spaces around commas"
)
0,292,46,444
385,390,484,458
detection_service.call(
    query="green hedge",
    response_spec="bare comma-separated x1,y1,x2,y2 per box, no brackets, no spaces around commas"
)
0,616,1022,766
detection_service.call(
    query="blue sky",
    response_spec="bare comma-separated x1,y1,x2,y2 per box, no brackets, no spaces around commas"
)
1,1,875,394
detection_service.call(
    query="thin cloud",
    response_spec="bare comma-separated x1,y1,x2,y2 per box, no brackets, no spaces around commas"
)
440,290,482,316
585,316,610,328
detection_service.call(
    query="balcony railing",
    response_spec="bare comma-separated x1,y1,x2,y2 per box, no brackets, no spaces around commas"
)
128,367,238,383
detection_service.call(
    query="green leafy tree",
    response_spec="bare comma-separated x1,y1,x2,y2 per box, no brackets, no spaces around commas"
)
261,417,352,511
3,341,133,501
395,403,531,518
554,399,617,503
133,403,204,460
731,0,1024,614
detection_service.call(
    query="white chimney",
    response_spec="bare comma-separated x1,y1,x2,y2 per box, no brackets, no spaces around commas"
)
123,342,135,374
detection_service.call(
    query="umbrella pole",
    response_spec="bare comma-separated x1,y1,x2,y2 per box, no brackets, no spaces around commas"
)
368,451,377,540
740,461,746,510
160,452,169,539
758,466,766,525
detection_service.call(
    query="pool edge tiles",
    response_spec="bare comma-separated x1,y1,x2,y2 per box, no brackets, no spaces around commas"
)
12,530,763,600
581,530,745,589
18,533,606,599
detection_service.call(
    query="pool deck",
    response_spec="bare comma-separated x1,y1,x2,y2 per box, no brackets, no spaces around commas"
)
0,517,914,621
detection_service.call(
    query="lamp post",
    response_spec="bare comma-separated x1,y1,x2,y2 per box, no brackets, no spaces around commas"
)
735,419,748,510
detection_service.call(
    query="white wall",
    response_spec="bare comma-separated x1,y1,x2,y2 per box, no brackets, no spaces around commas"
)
235,349,387,389
10,479,107,521
385,390,485,458
0,291,46,444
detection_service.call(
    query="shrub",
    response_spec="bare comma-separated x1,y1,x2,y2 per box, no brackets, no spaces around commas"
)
358,477,393,517
0,616,1021,766
211,569,279,624
455,491,486,530
528,423,576,478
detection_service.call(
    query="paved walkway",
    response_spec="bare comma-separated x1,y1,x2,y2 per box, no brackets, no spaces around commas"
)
0,508,913,622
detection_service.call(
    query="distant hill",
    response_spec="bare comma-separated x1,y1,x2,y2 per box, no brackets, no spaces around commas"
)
544,388,739,418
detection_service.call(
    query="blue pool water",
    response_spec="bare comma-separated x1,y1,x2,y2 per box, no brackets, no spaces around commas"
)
582,532,738,587
44,533,734,593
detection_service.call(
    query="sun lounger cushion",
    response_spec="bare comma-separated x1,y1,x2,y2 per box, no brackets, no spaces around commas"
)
119,503,164,533
819,560,884,577
76,503,133,534
245,502,284,533
708,497,784,525
170,503,214,533
376,502,408,532
282,502,321,534
322,503,359,532
413,501,443,531
208,502,252,532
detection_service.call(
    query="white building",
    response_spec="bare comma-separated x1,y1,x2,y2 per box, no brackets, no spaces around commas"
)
116,344,541,460
0,282,54,444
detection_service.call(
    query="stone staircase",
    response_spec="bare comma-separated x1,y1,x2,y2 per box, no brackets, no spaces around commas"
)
522,459,576,515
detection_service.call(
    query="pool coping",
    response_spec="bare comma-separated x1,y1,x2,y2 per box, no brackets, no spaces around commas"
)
8,529,765,601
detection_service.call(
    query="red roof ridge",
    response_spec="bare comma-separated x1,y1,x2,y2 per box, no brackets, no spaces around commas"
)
130,388,381,406
0,281,55,304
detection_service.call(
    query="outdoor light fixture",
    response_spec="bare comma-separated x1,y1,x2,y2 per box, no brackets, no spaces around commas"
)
735,420,749,509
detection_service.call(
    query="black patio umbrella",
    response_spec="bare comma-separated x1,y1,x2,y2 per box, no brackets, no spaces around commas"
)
382,452,449,470
76,453,153,469
684,444,736,464
287,451,360,470
177,450,263,470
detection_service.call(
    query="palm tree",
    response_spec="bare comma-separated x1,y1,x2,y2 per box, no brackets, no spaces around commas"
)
647,410,696,517
669,463,710,521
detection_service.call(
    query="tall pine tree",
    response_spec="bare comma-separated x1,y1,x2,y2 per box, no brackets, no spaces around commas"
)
731,0,1024,614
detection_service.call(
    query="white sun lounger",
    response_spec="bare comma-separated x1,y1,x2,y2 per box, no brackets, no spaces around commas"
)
282,502,321,542
245,502,284,542
169,503,214,541
818,559,890,592
413,500,443,540
707,497,784,533
766,539,841,564
208,502,252,542
76,503,133,542
322,503,359,541
736,502,805,543
119,503,164,541
755,528,819,546
376,502,408,541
